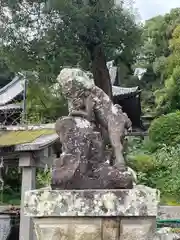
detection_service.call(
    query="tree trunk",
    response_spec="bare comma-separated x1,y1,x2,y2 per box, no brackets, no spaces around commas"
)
90,44,113,99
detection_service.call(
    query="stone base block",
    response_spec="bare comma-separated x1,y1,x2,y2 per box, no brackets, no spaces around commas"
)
34,217,156,240
24,185,160,240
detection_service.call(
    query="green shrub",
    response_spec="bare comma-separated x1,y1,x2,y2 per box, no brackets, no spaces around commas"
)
143,139,158,153
128,154,155,172
127,140,180,203
36,169,52,188
149,111,180,146
153,145,180,202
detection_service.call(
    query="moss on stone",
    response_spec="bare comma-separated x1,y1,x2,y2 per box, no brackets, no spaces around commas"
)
0,129,55,146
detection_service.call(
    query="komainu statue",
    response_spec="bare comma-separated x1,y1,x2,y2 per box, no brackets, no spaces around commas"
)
51,67,135,190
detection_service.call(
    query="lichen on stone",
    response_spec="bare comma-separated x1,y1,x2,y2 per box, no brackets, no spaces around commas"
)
24,185,159,217
53,67,135,190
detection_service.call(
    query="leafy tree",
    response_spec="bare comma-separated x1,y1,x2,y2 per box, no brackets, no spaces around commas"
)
142,16,167,64
154,25,180,113
136,8,180,114
0,0,142,98
153,56,167,82
0,57,14,88
140,8,180,67
27,80,68,123
149,111,180,146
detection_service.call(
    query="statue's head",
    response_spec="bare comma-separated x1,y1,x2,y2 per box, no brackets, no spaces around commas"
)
57,67,94,98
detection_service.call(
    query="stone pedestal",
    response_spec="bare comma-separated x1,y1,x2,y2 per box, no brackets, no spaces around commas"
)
24,185,159,240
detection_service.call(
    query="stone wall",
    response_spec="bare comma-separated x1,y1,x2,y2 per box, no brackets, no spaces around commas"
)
158,206,180,220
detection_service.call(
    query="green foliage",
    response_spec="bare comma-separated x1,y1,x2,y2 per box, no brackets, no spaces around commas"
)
0,168,21,205
153,56,167,78
128,154,154,172
141,8,180,65
149,111,180,146
145,23,180,115
36,169,51,188
0,57,14,88
143,138,159,153
155,67,180,114
0,0,142,79
140,66,156,89
27,80,68,124
0,0,142,116
152,145,180,203
127,139,180,204
0,167,52,204
154,26,180,114
136,8,180,114
141,15,169,64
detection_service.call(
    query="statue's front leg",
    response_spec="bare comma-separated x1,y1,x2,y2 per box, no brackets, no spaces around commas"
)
113,144,126,169
112,144,127,172
108,123,126,170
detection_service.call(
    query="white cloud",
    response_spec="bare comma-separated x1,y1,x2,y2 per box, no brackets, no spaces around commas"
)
134,0,180,20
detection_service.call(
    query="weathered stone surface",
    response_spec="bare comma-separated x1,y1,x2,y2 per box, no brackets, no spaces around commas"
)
52,115,133,189
102,219,119,240
0,214,11,240
156,234,180,240
24,185,159,217
52,67,136,189
154,228,180,240
158,206,180,220
34,218,102,240
121,218,156,240
32,217,158,240
57,67,131,167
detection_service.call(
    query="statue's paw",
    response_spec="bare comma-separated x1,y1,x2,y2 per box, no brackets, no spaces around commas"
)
127,167,137,184
114,163,127,172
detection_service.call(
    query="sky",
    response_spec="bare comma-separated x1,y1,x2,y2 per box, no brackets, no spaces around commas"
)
134,0,180,20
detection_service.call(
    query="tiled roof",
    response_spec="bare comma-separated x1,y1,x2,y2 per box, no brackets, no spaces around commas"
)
0,73,25,106
0,103,22,111
106,61,140,96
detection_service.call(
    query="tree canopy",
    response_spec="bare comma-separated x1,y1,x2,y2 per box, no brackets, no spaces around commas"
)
135,8,180,115
0,0,142,98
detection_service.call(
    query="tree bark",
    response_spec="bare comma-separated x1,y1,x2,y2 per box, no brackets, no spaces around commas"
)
89,44,113,99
